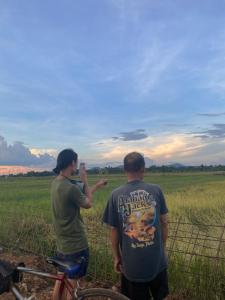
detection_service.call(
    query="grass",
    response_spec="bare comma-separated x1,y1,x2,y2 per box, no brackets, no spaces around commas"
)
0,173,225,299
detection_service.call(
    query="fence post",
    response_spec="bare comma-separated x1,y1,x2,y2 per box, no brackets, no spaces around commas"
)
216,225,225,258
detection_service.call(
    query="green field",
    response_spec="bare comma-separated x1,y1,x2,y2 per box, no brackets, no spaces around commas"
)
0,173,225,299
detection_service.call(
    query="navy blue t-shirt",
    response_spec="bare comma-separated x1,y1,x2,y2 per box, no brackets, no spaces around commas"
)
103,180,168,282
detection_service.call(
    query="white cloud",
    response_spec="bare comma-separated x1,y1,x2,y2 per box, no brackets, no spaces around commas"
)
133,41,186,96
0,135,56,167
193,34,225,98
94,133,225,165
108,0,142,30
30,148,58,158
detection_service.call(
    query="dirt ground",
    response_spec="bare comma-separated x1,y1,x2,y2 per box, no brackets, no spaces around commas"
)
0,252,184,300
0,252,55,299
0,252,120,300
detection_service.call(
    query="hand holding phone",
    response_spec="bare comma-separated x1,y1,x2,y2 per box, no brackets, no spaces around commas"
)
79,163,87,182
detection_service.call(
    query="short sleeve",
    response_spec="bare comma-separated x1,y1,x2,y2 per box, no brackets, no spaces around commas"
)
69,185,86,207
157,187,168,215
103,193,118,228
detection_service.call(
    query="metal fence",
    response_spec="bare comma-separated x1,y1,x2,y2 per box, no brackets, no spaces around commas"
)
0,210,224,299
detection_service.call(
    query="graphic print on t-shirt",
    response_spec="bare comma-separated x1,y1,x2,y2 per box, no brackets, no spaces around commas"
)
118,189,157,248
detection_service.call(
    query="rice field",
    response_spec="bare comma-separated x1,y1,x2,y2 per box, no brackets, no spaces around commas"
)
0,173,224,299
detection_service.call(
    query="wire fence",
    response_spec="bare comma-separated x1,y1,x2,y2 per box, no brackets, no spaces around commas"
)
167,220,225,299
0,209,224,299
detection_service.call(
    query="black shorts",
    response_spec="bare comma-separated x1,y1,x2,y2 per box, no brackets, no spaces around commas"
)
121,269,169,300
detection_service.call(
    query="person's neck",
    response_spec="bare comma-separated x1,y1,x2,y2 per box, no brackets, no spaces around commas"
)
58,170,72,180
127,173,143,182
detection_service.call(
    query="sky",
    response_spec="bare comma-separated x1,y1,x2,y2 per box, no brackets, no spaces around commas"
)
1,0,225,170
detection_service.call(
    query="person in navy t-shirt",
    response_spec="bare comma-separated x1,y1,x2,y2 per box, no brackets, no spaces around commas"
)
103,152,169,300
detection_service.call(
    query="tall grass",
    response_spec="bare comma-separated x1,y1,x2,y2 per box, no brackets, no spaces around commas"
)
0,173,225,299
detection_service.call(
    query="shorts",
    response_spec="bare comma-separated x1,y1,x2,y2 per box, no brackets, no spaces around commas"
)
121,269,169,300
56,248,89,279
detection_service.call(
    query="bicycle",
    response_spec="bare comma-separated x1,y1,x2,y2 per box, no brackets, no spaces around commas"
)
0,255,130,300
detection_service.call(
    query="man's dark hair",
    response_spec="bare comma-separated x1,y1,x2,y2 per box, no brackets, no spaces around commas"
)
53,149,78,174
124,152,145,172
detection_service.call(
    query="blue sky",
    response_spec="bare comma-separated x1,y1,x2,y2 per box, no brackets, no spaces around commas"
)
1,0,225,167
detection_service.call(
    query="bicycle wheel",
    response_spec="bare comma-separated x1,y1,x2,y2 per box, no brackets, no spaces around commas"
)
78,288,130,300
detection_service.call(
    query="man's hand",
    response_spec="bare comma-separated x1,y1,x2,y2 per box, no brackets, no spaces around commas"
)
96,179,108,189
111,228,122,274
114,257,122,273
91,179,108,193
79,166,88,183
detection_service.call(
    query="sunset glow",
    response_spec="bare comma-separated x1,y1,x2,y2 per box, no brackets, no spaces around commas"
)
0,166,45,175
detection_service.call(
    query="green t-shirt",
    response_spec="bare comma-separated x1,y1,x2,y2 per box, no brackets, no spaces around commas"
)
51,178,88,254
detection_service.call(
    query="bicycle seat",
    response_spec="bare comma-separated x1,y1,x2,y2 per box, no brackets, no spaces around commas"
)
46,257,82,279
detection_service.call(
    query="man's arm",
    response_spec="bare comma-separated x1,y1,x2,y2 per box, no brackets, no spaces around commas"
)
111,227,122,273
160,213,169,251
79,167,107,209
90,179,107,193
158,186,169,251
81,180,93,209
102,194,120,273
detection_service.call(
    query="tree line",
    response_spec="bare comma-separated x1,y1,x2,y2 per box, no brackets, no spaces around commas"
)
1,164,225,177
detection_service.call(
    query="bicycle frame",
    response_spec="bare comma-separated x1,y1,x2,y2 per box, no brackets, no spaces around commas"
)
16,266,77,299
9,266,130,300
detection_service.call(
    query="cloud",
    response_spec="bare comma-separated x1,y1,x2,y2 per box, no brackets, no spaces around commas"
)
0,135,56,166
98,134,203,162
112,129,148,141
108,0,142,33
107,1,187,99
30,148,58,158
194,124,225,139
197,38,225,97
133,40,186,96
197,112,225,117
95,131,225,165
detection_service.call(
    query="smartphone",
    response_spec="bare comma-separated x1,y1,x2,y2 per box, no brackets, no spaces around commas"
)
79,162,86,175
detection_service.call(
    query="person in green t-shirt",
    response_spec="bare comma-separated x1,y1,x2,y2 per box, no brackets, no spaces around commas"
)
51,149,107,300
